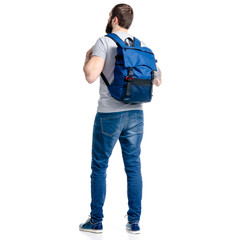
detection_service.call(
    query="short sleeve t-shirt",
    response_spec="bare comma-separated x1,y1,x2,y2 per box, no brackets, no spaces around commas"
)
92,31,143,113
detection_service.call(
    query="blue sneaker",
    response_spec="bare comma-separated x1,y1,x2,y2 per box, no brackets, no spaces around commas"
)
126,221,141,234
79,217,103,234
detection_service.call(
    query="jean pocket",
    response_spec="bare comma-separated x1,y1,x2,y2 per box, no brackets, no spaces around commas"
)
135,113,144,134
100,115,122,136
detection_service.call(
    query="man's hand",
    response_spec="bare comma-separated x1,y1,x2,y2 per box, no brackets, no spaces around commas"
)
153,66,162,87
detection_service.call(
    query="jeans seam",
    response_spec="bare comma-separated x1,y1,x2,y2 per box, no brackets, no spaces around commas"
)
125,112,129,131
135,113,143,133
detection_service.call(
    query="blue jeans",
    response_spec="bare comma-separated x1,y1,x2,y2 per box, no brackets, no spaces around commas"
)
90,110,144,223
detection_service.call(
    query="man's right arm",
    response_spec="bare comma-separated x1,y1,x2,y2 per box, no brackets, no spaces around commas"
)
83,46,105,84
83,37,107,84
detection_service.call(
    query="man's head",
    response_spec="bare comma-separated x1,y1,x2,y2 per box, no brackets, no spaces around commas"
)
105,4,134,34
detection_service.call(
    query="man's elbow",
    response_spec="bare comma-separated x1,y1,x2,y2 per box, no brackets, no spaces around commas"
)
85,73,98,84
83,68,96,84
86,75,96,84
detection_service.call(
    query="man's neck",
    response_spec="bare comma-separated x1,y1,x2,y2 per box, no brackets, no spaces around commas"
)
112,26,128,33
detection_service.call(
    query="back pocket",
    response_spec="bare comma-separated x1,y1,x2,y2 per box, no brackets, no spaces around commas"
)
100,115,122,136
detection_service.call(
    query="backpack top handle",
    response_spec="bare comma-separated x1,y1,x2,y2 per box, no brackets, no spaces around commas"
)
105,33,141,48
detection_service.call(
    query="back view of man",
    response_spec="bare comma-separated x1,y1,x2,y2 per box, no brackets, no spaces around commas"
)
79,3,161,234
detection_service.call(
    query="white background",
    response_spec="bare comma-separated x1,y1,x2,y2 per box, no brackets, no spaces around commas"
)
0,0,240,240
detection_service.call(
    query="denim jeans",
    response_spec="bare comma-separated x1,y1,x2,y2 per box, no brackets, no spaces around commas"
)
90,110,144,223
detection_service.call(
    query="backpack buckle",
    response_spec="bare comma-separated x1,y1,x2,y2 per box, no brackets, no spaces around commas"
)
125,76,134,81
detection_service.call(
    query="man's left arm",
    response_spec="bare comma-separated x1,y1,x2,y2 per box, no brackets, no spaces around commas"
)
83,46,105,84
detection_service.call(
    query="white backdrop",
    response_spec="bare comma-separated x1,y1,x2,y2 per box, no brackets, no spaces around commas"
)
0,0,240,240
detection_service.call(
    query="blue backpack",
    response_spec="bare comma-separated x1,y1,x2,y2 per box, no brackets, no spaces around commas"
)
101,33,157,104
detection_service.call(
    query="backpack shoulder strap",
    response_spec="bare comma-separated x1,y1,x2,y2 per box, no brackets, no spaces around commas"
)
101,33,125,88
100,72,110,87
105,33,126,47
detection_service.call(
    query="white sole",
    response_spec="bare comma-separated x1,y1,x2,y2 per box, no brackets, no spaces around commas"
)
126,227,141,234
79,226,103,234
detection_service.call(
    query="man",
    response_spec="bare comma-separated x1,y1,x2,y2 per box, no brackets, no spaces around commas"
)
79,3,161,234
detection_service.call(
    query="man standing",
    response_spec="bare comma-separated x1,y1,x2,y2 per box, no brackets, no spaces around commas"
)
79,3,161,234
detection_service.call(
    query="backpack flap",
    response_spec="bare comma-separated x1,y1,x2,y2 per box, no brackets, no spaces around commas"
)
123,47,157,71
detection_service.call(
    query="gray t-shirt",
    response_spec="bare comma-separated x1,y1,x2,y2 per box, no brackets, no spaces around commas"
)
92,31,143,113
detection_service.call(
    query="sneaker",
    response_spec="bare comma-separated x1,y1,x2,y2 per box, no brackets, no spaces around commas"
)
79,216,103,234
126,221,141,234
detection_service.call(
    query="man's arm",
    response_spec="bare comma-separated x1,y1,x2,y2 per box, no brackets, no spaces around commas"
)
153,65,162,87
83,46,105,84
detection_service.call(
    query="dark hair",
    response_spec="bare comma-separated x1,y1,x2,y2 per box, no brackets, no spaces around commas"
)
111,3,134,29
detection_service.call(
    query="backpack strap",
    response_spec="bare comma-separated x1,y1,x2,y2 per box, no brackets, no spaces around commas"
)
101,33,125,87
100,72,110,87
105,33,126,47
